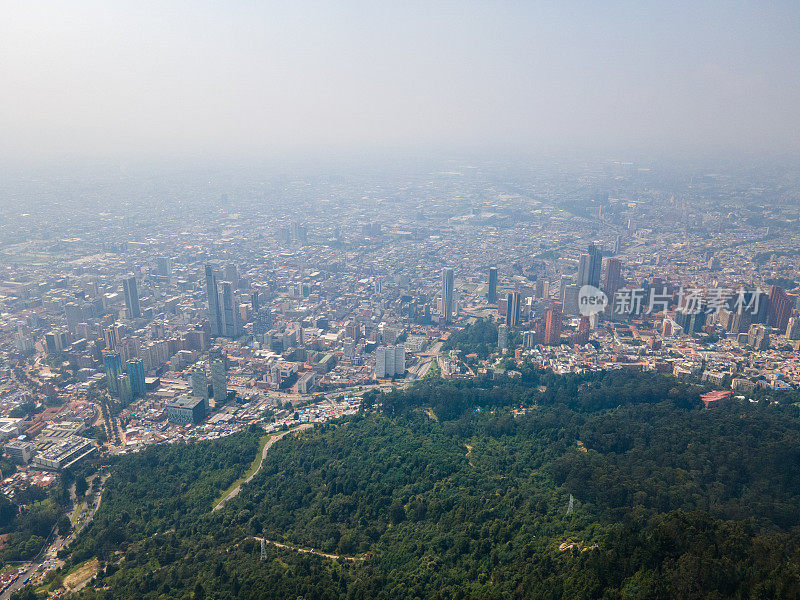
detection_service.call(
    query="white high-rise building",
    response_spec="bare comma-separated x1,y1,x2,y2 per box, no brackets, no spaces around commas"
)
394,344,405,375
498,324,509,350
375,344,406,378
375,346,387,378
523,331,536,348
385,344,396,375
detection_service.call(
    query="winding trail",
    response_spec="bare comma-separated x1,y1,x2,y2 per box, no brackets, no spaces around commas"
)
213,424,312,512
252,537,367,562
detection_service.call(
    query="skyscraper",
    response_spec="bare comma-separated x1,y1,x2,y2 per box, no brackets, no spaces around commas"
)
156,256,172,278
748,324,770,350
211,359,227,403
103,350,123,397
487,267,498,304
588,243,602,287
220,281,243,338
225,263,239,289
768,285,791,331
126,358,146,398
544,302,563,345
787,316,800,341
442,268,454,324
394,344,406,375
103,327,118,351
675,304,707,333
498,324,509,350
559,275,571,302
191,366,209,399
375,346,387,378
506,291,521,326
118,373,132,404
63,302,82,333
578,244,602,288
375,345,405,378
577,254,591,287
563,284,581,316
122,276,141,319
254,310,271,337
601,257,622,296
205,265,223,337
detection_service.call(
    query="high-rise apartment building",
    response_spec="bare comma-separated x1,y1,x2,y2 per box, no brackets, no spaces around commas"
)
748,324,770,350
211,359,227,403
544,302,563,345
156,256,172,278
563,284,581,316
191,366,209,399
498,324,509,350
787,316,800,341
768,285,791,331
375,345,406,378
63,302,82,333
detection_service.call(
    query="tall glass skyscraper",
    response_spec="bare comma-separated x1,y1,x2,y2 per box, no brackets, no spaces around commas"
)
205,265,223,337
103,350,123,397
122,276,141,319
487,267,498,304
442,267,454,324
220,281,242,338
126,358,146,398
577,244,602,288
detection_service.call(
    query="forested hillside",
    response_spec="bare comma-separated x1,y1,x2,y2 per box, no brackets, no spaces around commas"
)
60,371,800,599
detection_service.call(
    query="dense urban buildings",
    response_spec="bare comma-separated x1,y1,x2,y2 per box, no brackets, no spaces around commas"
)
0,157,799,591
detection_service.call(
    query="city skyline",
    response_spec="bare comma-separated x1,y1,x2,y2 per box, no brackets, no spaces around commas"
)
1,3,800,597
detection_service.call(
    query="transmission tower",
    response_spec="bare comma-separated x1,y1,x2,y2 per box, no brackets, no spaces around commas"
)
260,538,267,561
566,494,574,516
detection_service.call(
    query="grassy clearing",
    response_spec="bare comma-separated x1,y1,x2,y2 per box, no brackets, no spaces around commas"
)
425,360,441,379
70,500,86,525
63,557,99,590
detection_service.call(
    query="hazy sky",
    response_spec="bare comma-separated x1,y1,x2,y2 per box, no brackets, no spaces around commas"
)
2,1,799,162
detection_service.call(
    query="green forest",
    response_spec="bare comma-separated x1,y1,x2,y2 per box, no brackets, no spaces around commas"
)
0,463,94,566
44,370,800,599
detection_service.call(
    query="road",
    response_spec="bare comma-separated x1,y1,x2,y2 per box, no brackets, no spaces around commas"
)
213,424,312,512
0,473,108,599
